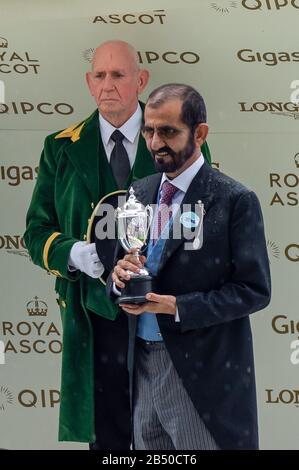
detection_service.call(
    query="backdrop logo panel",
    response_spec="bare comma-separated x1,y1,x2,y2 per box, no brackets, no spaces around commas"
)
18,389,60,408
239,101,299,118
0,102,74,116
137,51,200,65
0,164,38,187
210,0,299,12
270,315,299,365
0,36,40,75
26,296,48,317
0,234,29,260
269,154,298,206
267,240,298,262
267,240,280,260
92,9,167,24
285,243,299,262
0,386,60,410
237,49,299,66
0,37,8,47
271,314,299,335
241,0,299,10
0,386,13,411
210,1,238,13
265,389,299,405
1,297,62,356
83,48,200,65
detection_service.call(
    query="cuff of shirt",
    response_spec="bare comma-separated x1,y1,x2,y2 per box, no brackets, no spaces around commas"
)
175,306,180,322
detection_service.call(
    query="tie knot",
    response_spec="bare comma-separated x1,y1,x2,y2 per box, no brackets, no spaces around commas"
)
111,129,125,143
160,180,178,206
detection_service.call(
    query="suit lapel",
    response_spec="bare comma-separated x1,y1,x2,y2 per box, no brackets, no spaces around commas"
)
134,173,162,207
158,163,215,272
65,111,100,200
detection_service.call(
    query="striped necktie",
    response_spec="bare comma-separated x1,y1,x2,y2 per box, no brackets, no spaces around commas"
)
153,180,178,244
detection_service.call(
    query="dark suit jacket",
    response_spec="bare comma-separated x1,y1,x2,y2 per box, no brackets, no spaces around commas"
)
107,162,271,450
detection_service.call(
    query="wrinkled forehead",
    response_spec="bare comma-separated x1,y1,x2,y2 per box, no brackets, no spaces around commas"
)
92,45,138,72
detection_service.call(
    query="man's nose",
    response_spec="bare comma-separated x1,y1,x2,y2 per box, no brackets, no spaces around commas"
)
150,130,164,150
103,74,115,91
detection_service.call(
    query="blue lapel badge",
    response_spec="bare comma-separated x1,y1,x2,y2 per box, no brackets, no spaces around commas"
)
180,211,200,229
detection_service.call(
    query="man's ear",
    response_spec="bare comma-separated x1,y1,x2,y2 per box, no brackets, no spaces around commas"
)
86,72,94,96
138,69,150,94
194,123,209,147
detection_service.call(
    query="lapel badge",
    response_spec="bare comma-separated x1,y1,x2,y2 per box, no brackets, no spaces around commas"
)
180,211,200,229
181,200,205,251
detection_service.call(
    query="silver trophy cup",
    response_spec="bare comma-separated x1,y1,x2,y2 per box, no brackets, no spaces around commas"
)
115,187,154,304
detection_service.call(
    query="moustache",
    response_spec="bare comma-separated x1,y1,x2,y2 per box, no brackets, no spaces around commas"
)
152,146,176,158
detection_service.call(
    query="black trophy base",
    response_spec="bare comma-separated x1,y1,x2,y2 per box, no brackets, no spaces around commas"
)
115,274,155,305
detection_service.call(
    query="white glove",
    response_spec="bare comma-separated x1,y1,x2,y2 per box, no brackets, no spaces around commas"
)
68,241,104,279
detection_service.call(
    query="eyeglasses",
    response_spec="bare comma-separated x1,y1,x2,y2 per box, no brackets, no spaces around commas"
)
142,125,186,140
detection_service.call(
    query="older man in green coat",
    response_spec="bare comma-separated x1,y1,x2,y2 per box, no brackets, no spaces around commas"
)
24,40,212,447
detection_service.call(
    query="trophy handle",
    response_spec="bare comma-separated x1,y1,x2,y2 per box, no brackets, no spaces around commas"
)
115,208,132,253
119,237,132,253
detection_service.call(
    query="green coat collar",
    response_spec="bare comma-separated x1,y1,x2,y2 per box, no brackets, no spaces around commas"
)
58,107,155,200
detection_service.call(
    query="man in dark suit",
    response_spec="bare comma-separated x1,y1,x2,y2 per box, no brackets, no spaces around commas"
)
109,83,271,450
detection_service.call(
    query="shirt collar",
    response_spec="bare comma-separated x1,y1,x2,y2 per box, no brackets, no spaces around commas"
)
99,104,142,145
160,153,205,193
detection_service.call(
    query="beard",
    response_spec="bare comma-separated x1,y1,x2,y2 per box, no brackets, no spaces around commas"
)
152,132,196,173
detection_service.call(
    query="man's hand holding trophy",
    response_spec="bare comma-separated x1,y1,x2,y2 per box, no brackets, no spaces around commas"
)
112,187,176,316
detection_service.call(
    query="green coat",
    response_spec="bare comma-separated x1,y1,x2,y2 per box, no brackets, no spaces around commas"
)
24,108,212,442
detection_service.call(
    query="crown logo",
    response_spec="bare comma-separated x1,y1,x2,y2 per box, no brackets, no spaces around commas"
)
82,48,95,63
267,240,280,261
211,2,237,14
0,386,13,411
26,296,48,316
294,153,299,168
0,37,8,48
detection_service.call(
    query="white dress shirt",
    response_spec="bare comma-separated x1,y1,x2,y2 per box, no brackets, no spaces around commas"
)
99,104,142,168
155,153,205,226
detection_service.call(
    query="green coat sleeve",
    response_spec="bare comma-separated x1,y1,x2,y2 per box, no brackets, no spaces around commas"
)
24,135,80,281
